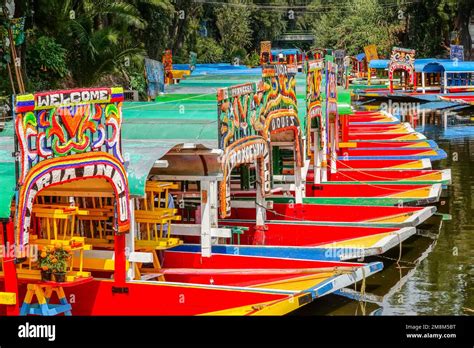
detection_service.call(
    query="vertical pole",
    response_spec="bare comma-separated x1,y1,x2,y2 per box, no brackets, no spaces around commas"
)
313,130,321,184
114,233,127,286
125,200,135,280
254,162,266,245
444,71,448,94
255,169,266,227
200,180,211,257
1,220,20,315
330,123,337,174
294,158,303,204
422,72,426,94
209,180,218,245
321,124,328,182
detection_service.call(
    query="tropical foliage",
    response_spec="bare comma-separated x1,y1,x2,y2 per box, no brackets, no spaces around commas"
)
0,0,472,95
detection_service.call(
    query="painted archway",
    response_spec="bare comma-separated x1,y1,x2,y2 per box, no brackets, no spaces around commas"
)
219,136,271,218
305,59,324,158
388,47,416,92
15,152,130,247
260,64,304,167
13,87,129,248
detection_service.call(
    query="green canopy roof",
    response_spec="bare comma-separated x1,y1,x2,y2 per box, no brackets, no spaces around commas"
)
0,135,15,219
0,71,352,218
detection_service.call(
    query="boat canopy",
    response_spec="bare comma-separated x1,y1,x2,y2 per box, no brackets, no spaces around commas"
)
271,48,301,55
355,53,366,62
422,60,474,73
0,134,15,219
369,59,389,69
0,113,218,219
368,58,470,72
415,59,453,73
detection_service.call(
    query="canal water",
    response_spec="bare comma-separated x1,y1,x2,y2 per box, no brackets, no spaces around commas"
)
295,107,474,316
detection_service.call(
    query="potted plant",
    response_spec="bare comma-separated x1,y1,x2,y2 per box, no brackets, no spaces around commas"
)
37,246,53,281
51,243,72,282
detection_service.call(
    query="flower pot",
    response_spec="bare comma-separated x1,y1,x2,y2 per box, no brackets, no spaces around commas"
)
41,270,52,281
54,272,66,283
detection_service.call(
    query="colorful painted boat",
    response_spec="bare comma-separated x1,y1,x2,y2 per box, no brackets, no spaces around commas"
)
2,248,382,315
348,123,415,133
340,147,447,161
304,169,451,185
348,132,427,141
227,203,436,228
175,222,416,261
348,112,400,125
342,140,438,149
335,158,432,170
254,183,442,206
1,86,389,317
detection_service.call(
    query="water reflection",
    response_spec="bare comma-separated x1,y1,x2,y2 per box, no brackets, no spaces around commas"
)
298,107,474,316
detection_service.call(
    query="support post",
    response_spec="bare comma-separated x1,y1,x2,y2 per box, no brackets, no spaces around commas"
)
422,72,426,94
200,180,212,257
114,233,127,286
125,200,135,281
294,162,303,204
313,130,321,184
444,71,448,94
330,123,337,174
254,165,267,245
1,220,19,315
209,180,218,244
321,128,328,182
255,171,266,227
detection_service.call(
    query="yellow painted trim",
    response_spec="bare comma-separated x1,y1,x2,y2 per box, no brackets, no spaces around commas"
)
367,212,414,223
390,160,425,169
339,142,357,148
250,273,333,292
318,232,393,248
389,186,432,199
0,292,16,305
201,292,311,316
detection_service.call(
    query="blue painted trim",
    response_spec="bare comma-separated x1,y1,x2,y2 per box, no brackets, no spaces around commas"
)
171,244,350,261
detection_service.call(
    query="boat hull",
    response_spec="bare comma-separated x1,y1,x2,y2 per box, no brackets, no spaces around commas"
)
226,203,436,228
307,169,451,185
335,158,432,170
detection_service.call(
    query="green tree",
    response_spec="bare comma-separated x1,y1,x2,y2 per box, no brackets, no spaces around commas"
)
311,0,402,56
215,0,253,61
195,36,224,63
249,0,287,50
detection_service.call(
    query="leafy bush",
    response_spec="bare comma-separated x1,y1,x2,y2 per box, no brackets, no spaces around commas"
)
195,36,224,63
26,35,69,89
242,51,260,67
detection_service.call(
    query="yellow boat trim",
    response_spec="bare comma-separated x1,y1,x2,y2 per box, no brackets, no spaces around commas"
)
397,134,424,141
407,172,441,181
389,186,432,199
390,160,425,169
318,232,393,248
418,150,438,156
249,273,334,292
201,292,311,316
406,141,431,148
366,212,415,223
